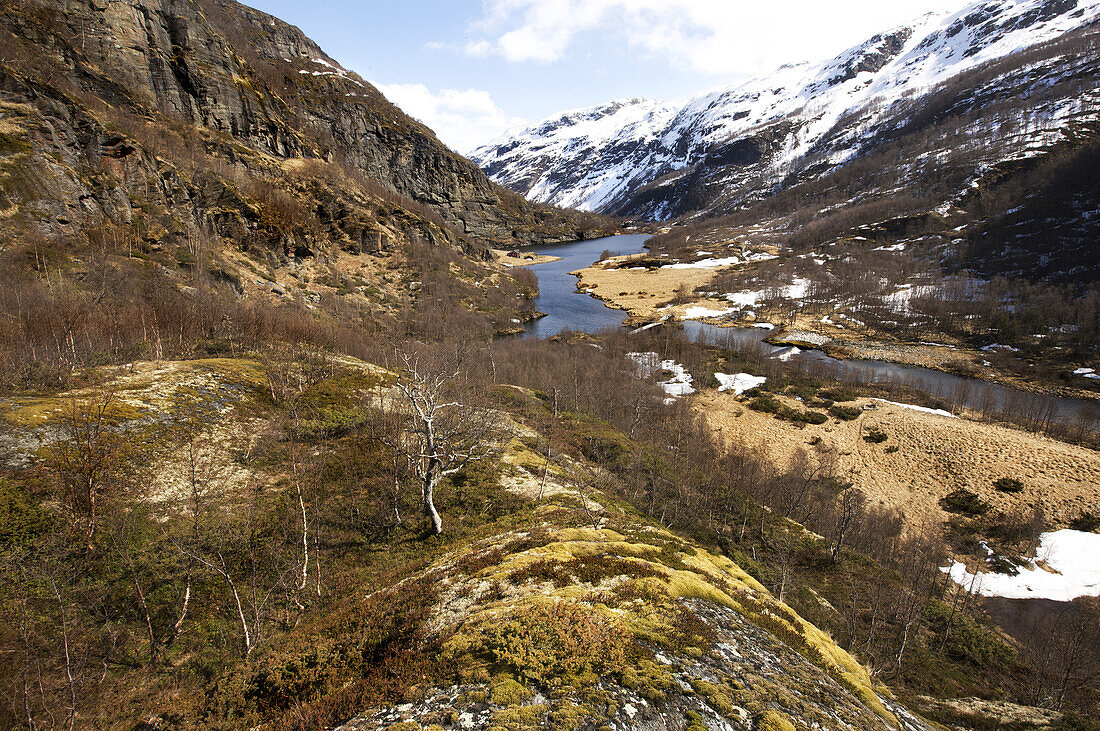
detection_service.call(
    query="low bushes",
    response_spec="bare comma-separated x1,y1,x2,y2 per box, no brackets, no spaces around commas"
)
863,427,889,443
829,404,862,421
939,489,990,516
992,477,1024,493
748,395,827,426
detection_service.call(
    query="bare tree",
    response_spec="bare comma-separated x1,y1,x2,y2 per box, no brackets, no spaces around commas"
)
48,392,131,554
829,486,865,564
387,349,502,535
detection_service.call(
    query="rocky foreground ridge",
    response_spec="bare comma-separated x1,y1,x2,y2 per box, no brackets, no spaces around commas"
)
0,356,933,730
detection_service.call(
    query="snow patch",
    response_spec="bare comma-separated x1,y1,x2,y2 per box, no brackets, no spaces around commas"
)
681,305,734,320
663,256,745,270
943,530,1100,602
772,346,801,362
873,398,956,418
715,373,767,395
627,352,695,402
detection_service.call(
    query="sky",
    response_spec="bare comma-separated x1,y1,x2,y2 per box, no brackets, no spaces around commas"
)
247,0,969,154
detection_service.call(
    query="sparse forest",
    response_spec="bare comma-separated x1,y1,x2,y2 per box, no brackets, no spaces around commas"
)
2,220,1098,726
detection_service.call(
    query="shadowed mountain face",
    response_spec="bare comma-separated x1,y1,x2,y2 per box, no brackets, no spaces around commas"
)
0,0,610,254
472,0,1100,225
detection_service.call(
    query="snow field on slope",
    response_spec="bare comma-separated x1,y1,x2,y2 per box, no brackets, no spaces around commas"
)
943,529,1100,602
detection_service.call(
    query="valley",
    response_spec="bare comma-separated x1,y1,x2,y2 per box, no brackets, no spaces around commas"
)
0,0,1097,729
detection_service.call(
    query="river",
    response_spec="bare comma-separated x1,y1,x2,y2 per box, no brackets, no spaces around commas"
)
519,235,1098,430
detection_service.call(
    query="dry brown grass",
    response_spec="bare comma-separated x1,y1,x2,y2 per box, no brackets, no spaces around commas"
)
697,391,1100,533
571,257,732,322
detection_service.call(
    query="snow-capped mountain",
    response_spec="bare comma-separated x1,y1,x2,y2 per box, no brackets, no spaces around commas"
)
471,0,1100,220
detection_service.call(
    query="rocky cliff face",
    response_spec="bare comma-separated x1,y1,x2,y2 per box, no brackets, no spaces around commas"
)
0,0,609,258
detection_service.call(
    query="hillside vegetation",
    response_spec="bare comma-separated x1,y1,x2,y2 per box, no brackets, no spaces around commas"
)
0,0,1097,729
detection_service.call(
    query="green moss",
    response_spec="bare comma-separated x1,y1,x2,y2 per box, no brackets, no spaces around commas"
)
546,701,584,731
491,703,547,730
757,709,796,731
691,679,738,717
446,601,630,685
685,710,708,731
458,690,488,706
291,372,379,440
491,676,532,706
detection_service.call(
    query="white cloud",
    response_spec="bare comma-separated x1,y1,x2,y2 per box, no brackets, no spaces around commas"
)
466,0,965,75
464,39,493,57
375,83,526,154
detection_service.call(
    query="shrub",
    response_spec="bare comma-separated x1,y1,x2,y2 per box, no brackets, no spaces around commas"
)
783,384,817,402
924,600,1014,666
0,479,52,547
863,427,888,443
819,387,858,402
577,424,632,467
749,395,826,425
801,410,828,425
1070,512,1100,533
939,489,990,516
748,395,782,414
829,404,862,421
993,477,1024,493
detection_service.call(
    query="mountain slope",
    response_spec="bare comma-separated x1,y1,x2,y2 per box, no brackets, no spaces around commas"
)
471,0,1100,221
0,0,618,378
0,0,610,250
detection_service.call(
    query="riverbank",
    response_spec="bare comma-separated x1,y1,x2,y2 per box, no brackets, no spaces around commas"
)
571,257,1100,405
493,248,562,267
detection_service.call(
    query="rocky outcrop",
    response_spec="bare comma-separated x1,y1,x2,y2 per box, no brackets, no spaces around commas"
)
334,524,932,731
0,0,610,255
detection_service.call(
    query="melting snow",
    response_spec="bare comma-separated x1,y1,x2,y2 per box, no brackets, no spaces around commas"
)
627,352,695,401
943,530,1100,602
681,305,734,320
715,373,767,395
772,346,801,362
873,398,956,418
723,278,811,309
663,256,746,270
712,373,765,395
724,291,764,308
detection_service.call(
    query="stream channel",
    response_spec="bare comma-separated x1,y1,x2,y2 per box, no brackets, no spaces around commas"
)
518,234,1097,430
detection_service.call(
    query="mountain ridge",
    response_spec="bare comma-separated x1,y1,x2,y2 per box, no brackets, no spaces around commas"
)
0,0,613,252
471,0,1100,221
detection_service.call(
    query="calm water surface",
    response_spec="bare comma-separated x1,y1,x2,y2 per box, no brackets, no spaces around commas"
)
519,235,1097,429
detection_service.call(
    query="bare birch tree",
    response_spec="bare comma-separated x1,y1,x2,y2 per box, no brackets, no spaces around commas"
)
387,350,501,535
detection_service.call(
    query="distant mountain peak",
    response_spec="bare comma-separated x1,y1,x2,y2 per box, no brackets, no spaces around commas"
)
470,0,1100,219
